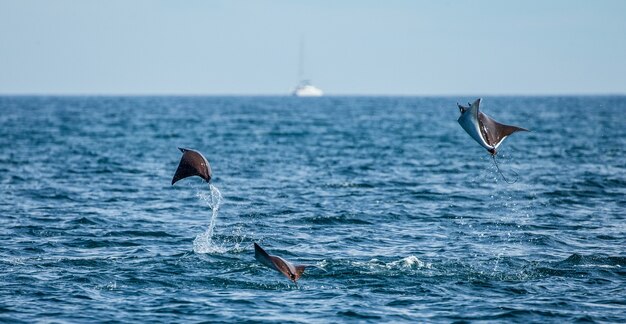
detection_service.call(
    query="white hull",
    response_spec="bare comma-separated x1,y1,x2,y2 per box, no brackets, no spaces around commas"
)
292,84,323,97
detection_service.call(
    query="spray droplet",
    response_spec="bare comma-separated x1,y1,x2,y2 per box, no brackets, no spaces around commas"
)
193,184,226,254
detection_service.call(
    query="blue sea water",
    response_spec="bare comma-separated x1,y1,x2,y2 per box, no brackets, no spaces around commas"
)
0,96,625,323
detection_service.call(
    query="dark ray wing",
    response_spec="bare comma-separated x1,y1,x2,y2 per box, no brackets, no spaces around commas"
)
171,148,212,185
270,256,296,280
492,120,528,146
254,243,279,272
254,243,305,282
479,114,528,148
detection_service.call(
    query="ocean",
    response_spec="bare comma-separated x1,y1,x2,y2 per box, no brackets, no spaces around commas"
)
0,96,624,322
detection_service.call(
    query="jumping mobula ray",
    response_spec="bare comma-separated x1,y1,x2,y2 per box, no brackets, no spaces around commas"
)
457,98,528,156
171,148,212,185
254,243,305,283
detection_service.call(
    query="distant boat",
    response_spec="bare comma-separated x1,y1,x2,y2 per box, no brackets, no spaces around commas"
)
292,80,323,97
292,38,323,97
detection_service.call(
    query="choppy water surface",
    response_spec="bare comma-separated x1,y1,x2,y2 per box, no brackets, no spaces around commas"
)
0,96,625,322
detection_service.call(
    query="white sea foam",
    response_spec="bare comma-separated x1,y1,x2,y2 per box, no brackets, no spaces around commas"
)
387,256,432,269
352,256,432,272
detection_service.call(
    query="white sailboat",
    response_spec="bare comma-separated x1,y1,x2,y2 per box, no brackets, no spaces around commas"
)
292,39,323,97
292,80,323,97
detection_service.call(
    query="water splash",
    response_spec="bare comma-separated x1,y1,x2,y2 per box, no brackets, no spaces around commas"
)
387,255,432,269
350,256,432,273
492,154,519,184
228,225,248,253
193,184,226,254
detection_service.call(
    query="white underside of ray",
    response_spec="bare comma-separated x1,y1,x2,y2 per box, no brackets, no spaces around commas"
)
457,105,494,151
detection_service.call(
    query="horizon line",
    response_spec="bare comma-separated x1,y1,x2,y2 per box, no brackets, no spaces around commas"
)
1,92,625,97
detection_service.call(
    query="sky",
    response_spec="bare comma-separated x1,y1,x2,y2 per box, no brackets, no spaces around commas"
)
0,0,625,95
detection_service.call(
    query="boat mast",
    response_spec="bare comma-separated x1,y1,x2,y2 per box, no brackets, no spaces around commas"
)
297,37,305,84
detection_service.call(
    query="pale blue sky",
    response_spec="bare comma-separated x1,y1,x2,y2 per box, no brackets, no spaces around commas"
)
1,0,625,95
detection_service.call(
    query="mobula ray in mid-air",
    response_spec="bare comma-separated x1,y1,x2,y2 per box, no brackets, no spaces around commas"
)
457,98,528,155
254,243,306,283
171,148,212,185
